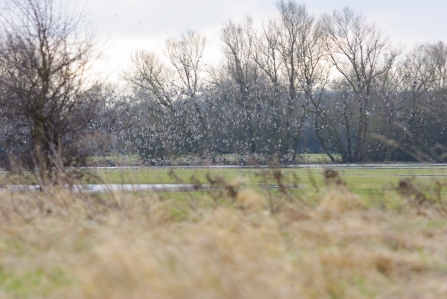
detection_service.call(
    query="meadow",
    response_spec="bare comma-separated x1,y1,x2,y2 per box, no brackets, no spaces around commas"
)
1,165,447,298
89,164,447,203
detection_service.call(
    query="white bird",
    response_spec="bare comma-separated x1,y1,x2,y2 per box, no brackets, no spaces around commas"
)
365,110,373,116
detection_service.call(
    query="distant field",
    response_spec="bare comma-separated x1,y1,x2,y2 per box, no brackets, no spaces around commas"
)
86,154,140,166
88,165,447,205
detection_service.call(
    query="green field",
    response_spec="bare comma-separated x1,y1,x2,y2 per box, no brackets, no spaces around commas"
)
87,165,447,206
3,163,447,208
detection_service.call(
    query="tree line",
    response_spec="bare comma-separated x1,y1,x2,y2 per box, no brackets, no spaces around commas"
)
0,0,446,182
119,1,447,164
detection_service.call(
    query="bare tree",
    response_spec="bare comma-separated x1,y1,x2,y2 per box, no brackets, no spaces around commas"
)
165,30,210,151
122,31,211,161
123,31,207,107
253,19,282,94
274,1,328,161
0,0,100,182
319,7,397,162
220,16,260,154
165,30,207,97
377,41,447,162
121,50,173,109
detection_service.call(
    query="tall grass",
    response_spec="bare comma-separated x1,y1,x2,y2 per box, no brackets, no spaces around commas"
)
1,169,447,298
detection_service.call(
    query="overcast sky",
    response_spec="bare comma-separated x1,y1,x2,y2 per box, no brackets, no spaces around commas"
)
75,0,447,84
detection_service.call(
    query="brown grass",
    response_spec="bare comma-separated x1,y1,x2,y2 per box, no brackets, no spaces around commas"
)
1,172,447,299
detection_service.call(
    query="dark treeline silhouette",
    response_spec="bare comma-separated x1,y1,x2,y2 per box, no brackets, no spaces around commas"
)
1,0,447,173
115,1,447,164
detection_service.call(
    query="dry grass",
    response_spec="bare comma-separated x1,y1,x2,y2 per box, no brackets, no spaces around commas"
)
1,172,447,299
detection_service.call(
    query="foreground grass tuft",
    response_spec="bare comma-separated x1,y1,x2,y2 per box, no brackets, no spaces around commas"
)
1,172,447,298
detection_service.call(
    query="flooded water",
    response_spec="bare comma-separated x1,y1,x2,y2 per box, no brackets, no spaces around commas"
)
2,183,303,193
2,184,201,193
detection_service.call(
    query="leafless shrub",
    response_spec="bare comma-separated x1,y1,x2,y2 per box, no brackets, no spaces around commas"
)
0,0,101,183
